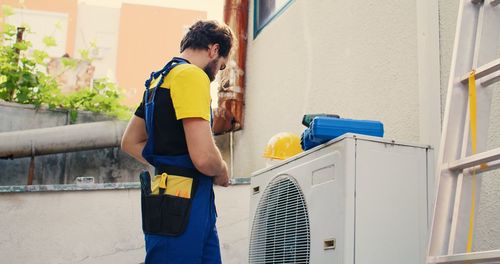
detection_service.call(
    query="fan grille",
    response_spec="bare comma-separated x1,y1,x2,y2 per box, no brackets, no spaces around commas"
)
249,175,310,264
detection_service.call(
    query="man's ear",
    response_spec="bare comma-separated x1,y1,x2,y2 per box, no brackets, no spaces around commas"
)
209,44,220,59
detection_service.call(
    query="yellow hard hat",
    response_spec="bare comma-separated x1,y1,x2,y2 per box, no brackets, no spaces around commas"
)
263,132,303,160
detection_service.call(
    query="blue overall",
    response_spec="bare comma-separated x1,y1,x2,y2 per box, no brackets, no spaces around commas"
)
142,58,221,264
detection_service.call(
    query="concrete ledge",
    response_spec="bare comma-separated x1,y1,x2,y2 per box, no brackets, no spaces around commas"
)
0,178,250,193
0,182,141,193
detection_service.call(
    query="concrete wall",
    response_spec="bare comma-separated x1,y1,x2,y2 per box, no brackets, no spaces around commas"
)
0,185,250,264
235,0,500,253
235,0,421,177
0,102,144,186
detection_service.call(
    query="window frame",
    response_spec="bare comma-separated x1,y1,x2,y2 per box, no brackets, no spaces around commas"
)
253,0,295,39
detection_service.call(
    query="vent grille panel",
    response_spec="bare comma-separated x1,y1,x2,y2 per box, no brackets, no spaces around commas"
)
249,175,310,264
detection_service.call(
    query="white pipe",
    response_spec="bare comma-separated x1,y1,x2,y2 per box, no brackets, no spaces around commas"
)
0,121,126,159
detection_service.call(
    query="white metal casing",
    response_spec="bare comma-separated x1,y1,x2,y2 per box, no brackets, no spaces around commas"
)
249,134,434,264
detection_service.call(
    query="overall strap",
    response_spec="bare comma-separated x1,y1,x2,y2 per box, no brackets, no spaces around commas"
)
143,57,189,134
141,58,191,168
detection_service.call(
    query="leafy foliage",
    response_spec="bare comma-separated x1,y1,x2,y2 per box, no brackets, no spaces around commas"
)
61,78,131,123
0,8,131,122
0,24,59,107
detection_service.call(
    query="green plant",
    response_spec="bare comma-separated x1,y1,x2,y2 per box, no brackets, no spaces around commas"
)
0,5,132,121
0,22,61,107
61,78,131,123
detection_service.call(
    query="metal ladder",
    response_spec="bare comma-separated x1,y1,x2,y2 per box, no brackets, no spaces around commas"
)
427,0,500,263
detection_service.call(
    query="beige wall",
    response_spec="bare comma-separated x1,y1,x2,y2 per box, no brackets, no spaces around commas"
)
0,186,250,264
74,4,121,81
237,0,500,253
236,0,420,178
1,0,78,56
115,4,206,106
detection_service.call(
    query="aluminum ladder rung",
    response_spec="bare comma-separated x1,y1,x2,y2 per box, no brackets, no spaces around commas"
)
481,71,500,87
428,249,500,264
460,58,500,84
491,0,500,7
446,147,500,171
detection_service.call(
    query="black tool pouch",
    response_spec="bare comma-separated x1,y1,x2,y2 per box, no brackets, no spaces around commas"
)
141,166,198,236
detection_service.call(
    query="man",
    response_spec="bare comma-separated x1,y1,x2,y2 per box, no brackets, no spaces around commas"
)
121,20,234,263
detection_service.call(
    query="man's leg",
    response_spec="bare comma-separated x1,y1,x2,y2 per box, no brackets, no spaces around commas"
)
145,234,205,264
201,196,221,264
201,223,222,264
144,180,212,263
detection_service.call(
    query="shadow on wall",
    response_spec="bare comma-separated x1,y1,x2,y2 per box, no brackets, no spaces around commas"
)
0,101,145,186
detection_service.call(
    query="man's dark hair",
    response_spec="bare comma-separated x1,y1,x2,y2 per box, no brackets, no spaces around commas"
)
180,20,234,58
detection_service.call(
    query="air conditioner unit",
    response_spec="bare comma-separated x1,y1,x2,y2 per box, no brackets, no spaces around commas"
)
249,134,434,264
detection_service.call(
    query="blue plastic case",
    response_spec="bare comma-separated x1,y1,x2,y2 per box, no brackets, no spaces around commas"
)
301,117,384,150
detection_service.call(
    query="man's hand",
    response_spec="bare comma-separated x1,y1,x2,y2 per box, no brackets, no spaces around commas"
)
213,161,229,187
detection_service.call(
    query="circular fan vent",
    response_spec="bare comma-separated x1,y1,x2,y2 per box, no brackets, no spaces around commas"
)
249,175,310,264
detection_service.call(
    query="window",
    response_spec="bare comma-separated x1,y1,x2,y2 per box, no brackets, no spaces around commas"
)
254,0,294,38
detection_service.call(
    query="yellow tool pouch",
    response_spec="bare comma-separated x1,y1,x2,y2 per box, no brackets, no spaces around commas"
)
151,173,193,198
141,166,198,236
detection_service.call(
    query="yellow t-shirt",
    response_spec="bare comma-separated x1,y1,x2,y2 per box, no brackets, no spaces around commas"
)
158,64,211,121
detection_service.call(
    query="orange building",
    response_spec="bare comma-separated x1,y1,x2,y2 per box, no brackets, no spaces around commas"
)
116,4,205,106
0,0,207,107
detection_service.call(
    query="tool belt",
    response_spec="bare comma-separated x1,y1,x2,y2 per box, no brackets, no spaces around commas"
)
140,165,199,236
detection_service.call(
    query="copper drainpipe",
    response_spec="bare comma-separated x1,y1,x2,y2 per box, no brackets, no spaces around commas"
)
212,0,249,135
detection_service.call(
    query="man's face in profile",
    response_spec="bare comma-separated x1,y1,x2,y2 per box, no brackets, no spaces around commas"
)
204,56,227,82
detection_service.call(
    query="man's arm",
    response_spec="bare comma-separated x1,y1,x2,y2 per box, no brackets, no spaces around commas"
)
121,116,149,165
183,118,229,186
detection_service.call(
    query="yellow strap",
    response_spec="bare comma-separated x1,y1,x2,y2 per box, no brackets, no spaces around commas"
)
469,70,477,155
159,173,168,189
466,70,477,253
